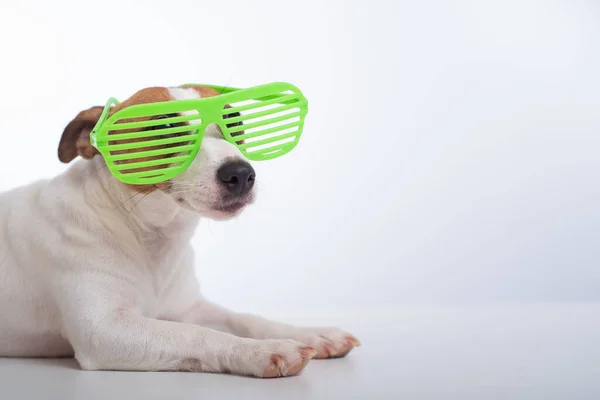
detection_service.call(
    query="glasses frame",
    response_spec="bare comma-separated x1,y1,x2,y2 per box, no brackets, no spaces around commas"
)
89,82,308,185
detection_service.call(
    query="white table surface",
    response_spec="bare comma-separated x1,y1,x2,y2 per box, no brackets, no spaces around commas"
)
1,303,598,400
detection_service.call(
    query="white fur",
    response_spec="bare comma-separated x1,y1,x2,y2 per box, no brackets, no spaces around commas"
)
0,87,357,377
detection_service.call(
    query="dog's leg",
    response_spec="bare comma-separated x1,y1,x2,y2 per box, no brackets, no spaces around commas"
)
54,277,315,377
179,298,361,359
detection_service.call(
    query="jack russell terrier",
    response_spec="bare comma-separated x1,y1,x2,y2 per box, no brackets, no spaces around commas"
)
0,84,359,377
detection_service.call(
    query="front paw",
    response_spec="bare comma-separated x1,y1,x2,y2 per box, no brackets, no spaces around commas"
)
293,328,361,359
233,339,317,378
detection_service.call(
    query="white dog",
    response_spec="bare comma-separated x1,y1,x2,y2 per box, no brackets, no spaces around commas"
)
0,85,359,377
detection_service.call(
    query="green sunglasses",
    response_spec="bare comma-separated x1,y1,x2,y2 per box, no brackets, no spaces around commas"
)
89,82,308,185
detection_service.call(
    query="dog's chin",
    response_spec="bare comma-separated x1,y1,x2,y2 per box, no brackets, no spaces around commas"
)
176,196,253,221
204,207,246,221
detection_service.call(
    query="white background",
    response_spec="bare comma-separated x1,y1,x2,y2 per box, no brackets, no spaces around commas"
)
0,0,599,314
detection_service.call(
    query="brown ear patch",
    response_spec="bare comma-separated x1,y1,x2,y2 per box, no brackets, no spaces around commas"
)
58,106,104,163
102,88,181,177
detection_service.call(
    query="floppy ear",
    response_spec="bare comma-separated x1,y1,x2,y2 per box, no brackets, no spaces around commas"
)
57,106,104,163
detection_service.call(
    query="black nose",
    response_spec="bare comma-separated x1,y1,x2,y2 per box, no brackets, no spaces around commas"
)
217,160,256,196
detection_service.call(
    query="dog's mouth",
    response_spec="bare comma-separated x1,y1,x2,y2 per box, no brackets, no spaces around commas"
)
214,201,247,214
176,195,254,217
213,193,256,214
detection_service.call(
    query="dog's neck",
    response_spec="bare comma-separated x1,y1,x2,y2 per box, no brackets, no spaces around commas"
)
66,157,200,241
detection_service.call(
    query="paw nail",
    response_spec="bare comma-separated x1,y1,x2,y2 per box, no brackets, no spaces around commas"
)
325,344,337,356
271,354,285,369
300,347,318,359
264,364,280,378
346,337,361,347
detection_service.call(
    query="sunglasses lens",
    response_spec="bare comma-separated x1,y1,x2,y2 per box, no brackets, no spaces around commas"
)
220,87,307,160
97,110,203,184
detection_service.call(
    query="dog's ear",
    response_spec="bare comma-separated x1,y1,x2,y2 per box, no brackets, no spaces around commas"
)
58,106,104,163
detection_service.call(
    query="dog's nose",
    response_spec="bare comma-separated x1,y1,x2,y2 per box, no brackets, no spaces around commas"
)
217,160,256,196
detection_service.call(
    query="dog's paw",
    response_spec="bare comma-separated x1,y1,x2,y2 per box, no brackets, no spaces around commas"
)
237,339,316,378
292,328,361,359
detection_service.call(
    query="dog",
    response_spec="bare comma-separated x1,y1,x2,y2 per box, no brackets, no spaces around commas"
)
0,85,359,377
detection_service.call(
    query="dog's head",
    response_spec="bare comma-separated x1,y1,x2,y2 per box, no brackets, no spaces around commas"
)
57,85,256,221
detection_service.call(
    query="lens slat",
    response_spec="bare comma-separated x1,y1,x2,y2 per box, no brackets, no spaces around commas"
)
223,103,301,124
105,134,200,151
233,121,300,141
223,94,300,115
106,144,196,161
227,112,301,135
117,155,190,172
97,123,202,143
107,114,202,131
117,166,182,180
248,142,297,160
238,131,298,150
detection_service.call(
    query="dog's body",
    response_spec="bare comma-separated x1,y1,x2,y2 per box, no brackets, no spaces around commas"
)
0,86,358,377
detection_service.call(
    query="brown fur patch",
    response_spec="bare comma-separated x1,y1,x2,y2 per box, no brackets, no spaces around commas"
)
103,87,178,193
110,87,173,113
